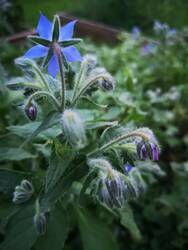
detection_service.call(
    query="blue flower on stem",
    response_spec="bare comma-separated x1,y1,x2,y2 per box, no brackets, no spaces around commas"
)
24,13,82,77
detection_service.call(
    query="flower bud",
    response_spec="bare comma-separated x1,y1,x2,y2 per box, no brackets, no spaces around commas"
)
87,158,113,172
83,54,97,74
12,179,34,204
12,191,30,204
21,179,34,194
97,73,115,91
88,158,129,208
25,104,37,121
33,213,46,235
61,109,87,149
137,141,160,161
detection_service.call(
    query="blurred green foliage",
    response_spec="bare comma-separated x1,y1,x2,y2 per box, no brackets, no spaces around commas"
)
83,26,188,249
1,2,188,248
16,0,188,33
0,0,23,36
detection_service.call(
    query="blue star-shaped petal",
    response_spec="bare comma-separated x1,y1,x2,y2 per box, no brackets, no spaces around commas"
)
24,13,82,78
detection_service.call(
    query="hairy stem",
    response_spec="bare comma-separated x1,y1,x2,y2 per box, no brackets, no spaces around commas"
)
33,64,52,93
71,74,105,107
87,130,149,157
26,91,61,111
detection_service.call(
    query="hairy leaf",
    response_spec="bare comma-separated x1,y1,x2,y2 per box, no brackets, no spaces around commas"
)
76,207,119,250
118,204,142,241
1,204,37,250
0,147,36,161
45,145,75,192
34,203,69,250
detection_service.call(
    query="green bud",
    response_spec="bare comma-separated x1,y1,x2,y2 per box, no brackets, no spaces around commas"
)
62,109,87,149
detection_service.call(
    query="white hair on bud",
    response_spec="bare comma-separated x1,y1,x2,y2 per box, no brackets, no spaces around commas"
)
62,109,87,149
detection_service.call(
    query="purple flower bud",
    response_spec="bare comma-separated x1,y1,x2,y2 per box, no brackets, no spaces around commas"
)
137,140,159,161
26,105,37,121
140,143,148,160
150,143,159,161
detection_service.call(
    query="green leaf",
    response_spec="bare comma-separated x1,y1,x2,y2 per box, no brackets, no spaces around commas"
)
8,122,61,140
21,111,61,146
0,169,25,195
41,162,87,212
76,207,119,250
86,121,118,130
28,36,50,47
79,169,98,204
1,205,37,250
34,203,69,250
45,145,75,192
0,147,36,161
118,204,142,241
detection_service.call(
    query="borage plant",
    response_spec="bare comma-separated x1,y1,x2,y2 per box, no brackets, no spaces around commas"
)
1,14,163,250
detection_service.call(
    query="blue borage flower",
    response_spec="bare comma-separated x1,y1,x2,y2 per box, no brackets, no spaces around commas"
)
124,163,133,175
24,13,82,77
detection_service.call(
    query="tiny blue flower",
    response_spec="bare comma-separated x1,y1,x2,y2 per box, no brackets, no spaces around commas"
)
132,26,140,39
24,13,82,78
140,43,156,56
124,163,133,174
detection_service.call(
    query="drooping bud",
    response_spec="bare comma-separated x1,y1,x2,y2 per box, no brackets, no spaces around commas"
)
33,213,46,235
25,104,37,121
61,109,87,149
135,127,160,161
88,158,133,208
137,141,160,161
12,179,34,204
97,73,115,91
88,67,115,91
150,142,159,161
33,199,46,235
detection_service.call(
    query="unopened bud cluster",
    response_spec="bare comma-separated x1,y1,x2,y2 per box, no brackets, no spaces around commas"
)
88,158,136,208
90,67,115,91
135,128,160,161
12,179,34,204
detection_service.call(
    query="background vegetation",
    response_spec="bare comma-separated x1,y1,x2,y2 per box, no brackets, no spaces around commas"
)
0,1,188,250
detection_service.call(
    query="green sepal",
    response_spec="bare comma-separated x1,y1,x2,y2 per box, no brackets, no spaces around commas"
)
28,35,51,47
41,48,53,68
52,15,61,42
61,52,69,70
59,38,82,48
